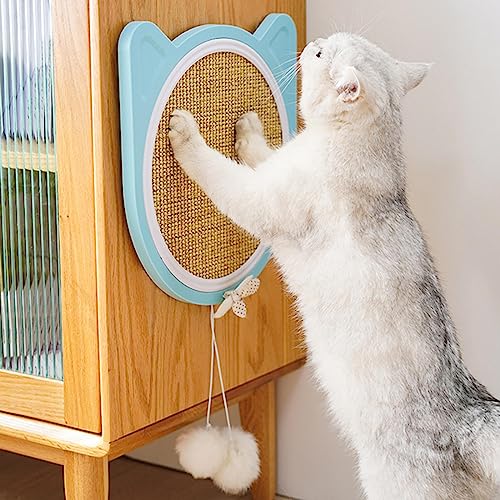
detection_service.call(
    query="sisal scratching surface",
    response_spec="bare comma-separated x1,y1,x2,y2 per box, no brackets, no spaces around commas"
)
152,51,282,280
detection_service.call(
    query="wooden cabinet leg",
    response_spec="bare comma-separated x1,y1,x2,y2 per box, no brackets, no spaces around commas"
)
64,452,109,500
239,381,276,500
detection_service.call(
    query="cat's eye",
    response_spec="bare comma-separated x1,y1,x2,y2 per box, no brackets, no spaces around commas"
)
316,50,322,58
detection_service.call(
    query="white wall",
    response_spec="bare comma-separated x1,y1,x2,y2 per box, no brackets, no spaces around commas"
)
132,2,500,498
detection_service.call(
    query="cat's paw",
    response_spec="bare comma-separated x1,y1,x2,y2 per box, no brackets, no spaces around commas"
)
168,109,202,155
236,111,265,140
235,112,269,167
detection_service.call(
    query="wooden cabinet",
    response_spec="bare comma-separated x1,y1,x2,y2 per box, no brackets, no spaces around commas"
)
0,1,305,498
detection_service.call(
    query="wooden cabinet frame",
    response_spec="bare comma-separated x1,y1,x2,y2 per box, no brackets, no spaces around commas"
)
0,0,101,432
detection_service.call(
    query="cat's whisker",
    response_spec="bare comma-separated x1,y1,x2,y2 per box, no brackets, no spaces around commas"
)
272,57,299,72
267,68,297,103
268,65,298,103
275,64,298,85
356,10,386,38
276,63,299,85
280,72,298,94
274,69,294,83
273,57,297,69
274,62,298,78
273,75,295,95
334,19,346,34
328,17,341,34
274,63,300,87
274,65,295,77
273,66,299,86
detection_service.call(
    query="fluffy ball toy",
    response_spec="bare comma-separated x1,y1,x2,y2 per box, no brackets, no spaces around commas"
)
176,302,261,494
176,425,229,479
212,427,260,495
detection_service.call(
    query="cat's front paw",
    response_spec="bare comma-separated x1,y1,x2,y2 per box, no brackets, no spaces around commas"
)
235,112,268,167
236,111,265,139
168,110,203,159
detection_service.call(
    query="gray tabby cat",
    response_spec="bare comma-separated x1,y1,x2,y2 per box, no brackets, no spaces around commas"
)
168,33,500,499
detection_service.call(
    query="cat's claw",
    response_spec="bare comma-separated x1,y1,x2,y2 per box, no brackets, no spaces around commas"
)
168,109,201,152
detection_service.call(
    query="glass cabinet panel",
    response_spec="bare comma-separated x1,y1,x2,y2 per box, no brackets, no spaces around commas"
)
0,0,61,379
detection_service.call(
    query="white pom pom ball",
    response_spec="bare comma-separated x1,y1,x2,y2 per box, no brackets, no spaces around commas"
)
176,425,229,479
212,428,260,495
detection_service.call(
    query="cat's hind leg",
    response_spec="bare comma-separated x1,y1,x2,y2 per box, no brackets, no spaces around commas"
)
235,112,274,167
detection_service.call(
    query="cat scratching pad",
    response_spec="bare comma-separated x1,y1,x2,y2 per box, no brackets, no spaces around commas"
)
119,15,297,304
153,52,282,280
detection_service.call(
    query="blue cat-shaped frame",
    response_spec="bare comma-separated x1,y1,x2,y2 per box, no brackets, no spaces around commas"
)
118,14,297,305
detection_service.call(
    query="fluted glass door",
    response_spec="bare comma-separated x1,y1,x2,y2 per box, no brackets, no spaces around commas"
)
0,0,61,380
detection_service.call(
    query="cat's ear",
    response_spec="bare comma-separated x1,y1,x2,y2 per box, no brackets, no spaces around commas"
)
335,66,361,103
398,61,432,94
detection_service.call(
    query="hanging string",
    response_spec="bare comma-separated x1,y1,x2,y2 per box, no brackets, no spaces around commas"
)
206,305,232,438
205,306,215,428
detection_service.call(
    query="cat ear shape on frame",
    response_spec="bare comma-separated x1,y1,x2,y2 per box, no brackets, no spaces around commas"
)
118,15,297,305
253,14,298,104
